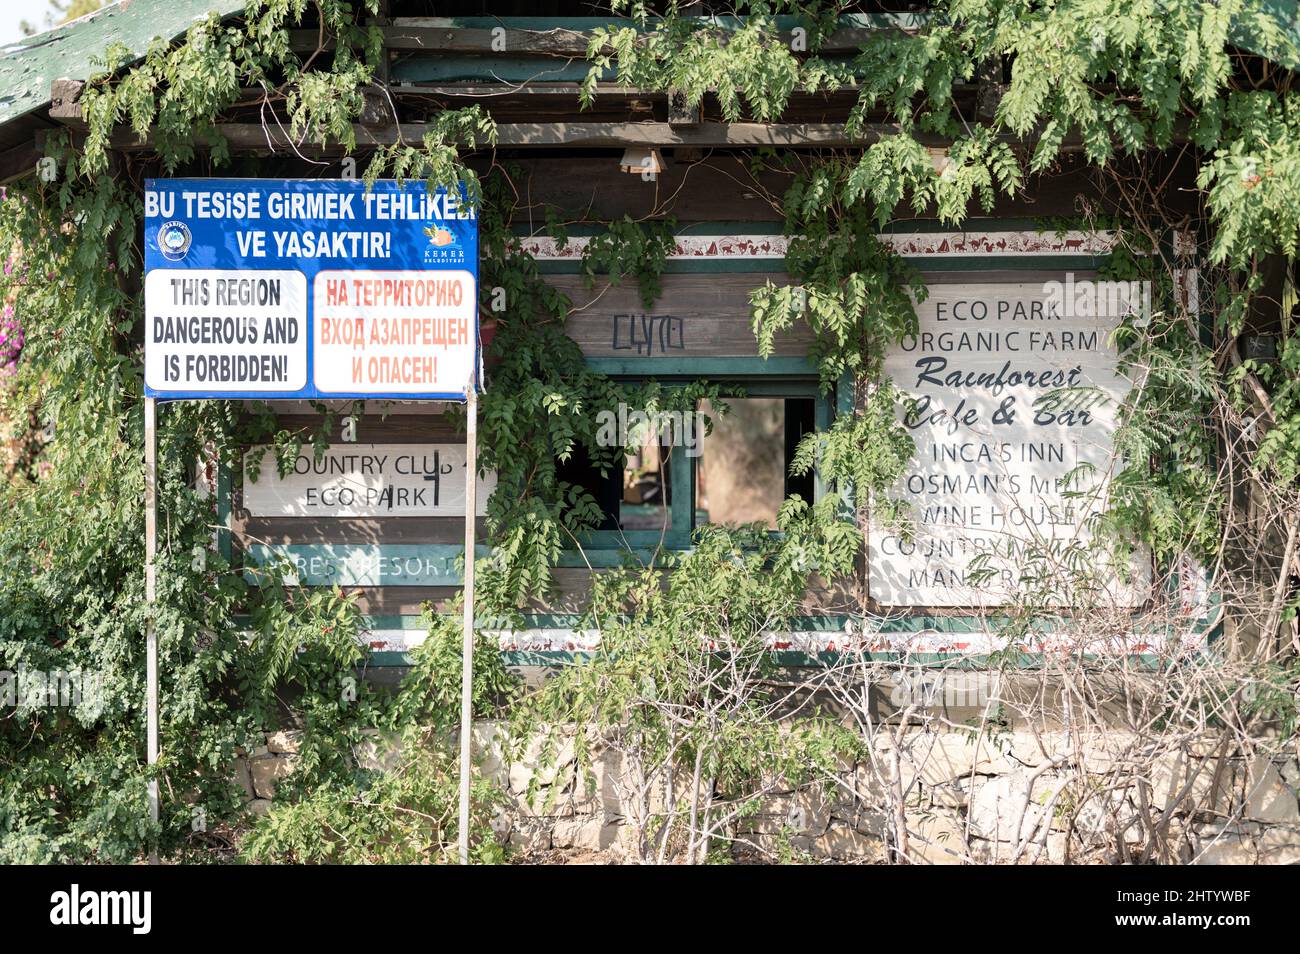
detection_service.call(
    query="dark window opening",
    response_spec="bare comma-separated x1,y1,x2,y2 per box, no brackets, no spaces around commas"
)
555,441,674,534
555,443,620,531
556,392,819,542
619,439,674,532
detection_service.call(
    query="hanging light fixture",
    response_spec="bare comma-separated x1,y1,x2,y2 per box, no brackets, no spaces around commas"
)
927,146,953,177
620,147,666,175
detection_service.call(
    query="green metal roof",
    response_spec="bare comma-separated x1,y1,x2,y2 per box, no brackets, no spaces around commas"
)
0,3,1296,131
0,0,244,127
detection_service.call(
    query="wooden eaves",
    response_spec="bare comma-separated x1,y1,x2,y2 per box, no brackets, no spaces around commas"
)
288,14,928,58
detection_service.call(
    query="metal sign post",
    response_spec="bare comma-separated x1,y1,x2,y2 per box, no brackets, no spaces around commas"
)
142,177,479,862
144,397,160,863
458,376,477,865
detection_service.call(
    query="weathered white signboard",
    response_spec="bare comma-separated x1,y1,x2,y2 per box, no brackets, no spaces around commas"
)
145,269,309,393
311,269,477,394
243,443,495,517
869,277,1149,608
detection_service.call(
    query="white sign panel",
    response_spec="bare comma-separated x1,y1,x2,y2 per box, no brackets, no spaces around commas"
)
312,270,477,394
145,269,308,393
869,278,1149,608
243,443,495,517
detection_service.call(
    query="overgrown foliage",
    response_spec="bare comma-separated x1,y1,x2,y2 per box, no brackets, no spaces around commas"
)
514,523,858,863
2,0,1300,864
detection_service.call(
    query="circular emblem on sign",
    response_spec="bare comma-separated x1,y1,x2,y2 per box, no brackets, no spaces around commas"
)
157,221,192,261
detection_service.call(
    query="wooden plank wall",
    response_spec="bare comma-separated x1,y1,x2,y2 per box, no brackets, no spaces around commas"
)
233,265,824,624
230,154,1157,642
552,272,812,359
234,408,476,617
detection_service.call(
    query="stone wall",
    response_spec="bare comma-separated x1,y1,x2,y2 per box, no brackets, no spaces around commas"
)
232,723,1300,864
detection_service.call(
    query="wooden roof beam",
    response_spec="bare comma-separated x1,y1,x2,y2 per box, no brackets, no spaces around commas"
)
0,139,44,184
98,120,960,154
289,16,925,58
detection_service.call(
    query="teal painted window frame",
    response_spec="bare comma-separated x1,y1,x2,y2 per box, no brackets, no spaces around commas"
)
567,364,831,555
